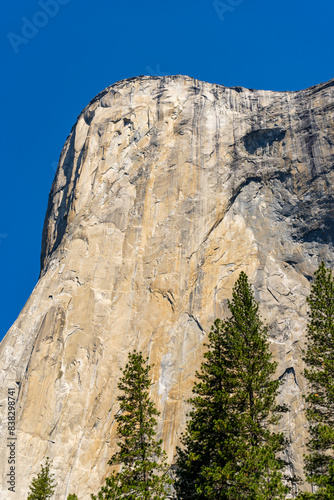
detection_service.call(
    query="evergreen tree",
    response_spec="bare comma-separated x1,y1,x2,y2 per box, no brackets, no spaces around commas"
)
91,351,171,500
27,457,56,500
175,271,289,500
67,495,78,500
301,262,334,498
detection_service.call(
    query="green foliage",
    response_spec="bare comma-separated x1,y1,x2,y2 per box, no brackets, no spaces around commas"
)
301,262,334,498
67,495,79,500
298,462,334,499
27,457,56,500
175,271,289,500
91,351,172,500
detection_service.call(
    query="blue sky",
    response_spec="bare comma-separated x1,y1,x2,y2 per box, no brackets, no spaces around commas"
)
1,0,333,341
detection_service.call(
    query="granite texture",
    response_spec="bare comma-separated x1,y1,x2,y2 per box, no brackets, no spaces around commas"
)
1,75,334,498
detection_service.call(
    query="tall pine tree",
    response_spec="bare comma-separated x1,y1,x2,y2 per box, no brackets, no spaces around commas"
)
27,457,56,500
300,262,334,498
175,271,289,500
91,351,171,500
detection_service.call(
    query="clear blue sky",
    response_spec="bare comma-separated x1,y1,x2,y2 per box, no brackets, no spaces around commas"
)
1,0,333,341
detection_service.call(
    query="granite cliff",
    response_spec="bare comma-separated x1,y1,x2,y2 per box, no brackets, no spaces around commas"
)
1,75,334,498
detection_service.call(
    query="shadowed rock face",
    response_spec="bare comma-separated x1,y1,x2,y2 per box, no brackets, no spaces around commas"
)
1,75,334,498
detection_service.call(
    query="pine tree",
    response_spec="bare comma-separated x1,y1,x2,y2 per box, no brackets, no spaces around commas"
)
175,271,289,500
301,262,334,498
91,351,172,500
67,495,78,500
27,457,56,500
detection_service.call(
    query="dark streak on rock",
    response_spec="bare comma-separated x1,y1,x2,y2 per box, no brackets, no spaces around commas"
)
279,366,299,387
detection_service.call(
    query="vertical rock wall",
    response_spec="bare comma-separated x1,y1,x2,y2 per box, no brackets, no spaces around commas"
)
1,75,334,498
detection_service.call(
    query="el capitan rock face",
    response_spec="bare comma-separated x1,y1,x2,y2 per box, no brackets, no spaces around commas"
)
1,75,334,498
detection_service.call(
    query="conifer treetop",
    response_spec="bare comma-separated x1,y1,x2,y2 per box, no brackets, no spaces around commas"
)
27,457,56,500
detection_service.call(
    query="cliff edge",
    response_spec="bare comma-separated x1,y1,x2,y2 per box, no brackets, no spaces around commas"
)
1,75,334,498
